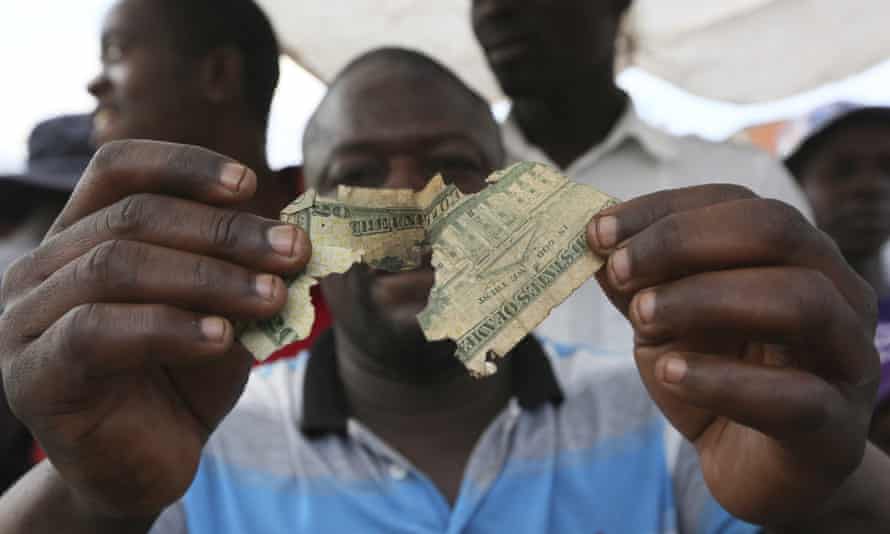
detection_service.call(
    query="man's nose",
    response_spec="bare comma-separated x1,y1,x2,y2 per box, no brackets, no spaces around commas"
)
87,71,111,99
385,157,429,191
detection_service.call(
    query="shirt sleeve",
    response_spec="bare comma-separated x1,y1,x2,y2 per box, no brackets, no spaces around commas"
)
666,427,761,534
148,502,188,534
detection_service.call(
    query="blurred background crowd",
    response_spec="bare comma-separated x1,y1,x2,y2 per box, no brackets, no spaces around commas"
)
2,0,890,496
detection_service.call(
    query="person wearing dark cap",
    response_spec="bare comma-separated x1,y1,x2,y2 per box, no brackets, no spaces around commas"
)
0,112,94,493
782,103,890,453
0,114,94,280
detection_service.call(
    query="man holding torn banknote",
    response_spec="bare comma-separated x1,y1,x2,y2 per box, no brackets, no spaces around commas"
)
1,48,889,533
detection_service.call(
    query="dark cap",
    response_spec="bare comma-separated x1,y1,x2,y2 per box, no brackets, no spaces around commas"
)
780,103,890,176
0,114,95,193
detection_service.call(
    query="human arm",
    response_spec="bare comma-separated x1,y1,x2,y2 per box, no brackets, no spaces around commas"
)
587,185,889,531
0,461,156,533
0,141,309,533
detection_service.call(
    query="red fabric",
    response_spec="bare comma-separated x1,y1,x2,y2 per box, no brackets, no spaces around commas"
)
261,286,331,363
31,443,45,463
258,165,331,363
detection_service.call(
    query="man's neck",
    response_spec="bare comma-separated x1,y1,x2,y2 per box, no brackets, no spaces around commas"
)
847,252,890,299
511,72,627,170
332,327,513,502
333,327,513,434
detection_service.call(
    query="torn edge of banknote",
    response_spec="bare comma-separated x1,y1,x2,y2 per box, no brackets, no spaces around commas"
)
239,162,618,377
238,174,464,360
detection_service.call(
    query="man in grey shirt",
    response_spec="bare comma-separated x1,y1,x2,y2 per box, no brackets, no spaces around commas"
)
472,0,812,353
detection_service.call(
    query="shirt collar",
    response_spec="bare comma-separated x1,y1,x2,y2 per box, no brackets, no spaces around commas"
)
502,103,679,171
300,330,564,437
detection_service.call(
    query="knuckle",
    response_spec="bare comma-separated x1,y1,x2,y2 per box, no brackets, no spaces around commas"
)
89,140,133,175
61,303,103,360
0,251,35,304
191,256,216,290
756,199,813,254
102,195,150,236
76,240,120,285
647,214,683,257
74,240,141,289
795,270,836,334
165,143,221,184
708,183,756,202
208,210,242,250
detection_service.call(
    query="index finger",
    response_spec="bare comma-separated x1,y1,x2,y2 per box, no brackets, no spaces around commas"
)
586,185,877,329
587,184,757,252
48,140,258,239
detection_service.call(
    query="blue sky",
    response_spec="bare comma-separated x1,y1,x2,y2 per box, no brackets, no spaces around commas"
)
2,1,888,174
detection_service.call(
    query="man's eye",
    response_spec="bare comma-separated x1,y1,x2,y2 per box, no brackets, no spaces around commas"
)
102,43,125,63
832,159,857,180
428,157,481,178
330,164,387,188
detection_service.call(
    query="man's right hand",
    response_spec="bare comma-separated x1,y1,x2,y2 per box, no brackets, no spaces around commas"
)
0,141,309,520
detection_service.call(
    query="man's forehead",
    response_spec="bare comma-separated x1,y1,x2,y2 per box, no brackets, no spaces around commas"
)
103,0,166,36
317,82,488,147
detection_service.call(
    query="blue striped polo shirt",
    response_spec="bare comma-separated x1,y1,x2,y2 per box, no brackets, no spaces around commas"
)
150,332,758,534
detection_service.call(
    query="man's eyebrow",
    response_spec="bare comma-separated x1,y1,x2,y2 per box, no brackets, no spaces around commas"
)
329,132,484,158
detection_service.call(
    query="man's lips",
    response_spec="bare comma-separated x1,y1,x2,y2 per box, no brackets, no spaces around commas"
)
371,267,436,307
93,107,117,133
487,39,531,64
481,31,533,62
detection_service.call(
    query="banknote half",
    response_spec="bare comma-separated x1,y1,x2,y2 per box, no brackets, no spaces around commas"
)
238,175,464,359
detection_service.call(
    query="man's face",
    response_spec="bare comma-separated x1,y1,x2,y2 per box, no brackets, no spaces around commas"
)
88,0,212,146
472,0,625,99
306,68,502,379
800,123,890,258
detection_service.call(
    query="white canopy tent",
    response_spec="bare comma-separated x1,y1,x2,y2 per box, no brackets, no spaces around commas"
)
256,0,890,104
3,1,890,174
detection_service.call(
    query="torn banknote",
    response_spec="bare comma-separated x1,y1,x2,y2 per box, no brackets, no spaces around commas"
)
239,162,618,376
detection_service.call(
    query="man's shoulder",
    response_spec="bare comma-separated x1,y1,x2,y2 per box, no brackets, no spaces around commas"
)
630,118,810,214
637,119,779,171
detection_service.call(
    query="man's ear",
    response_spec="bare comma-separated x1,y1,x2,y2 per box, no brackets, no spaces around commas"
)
199,46,244,105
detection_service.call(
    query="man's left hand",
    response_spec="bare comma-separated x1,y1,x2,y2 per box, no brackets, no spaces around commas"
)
587,185,879,525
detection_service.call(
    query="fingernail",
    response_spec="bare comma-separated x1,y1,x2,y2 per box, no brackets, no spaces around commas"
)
200,316,227,342
268,225,297,257
636,291,656,323
219,163,252,193
610,248,631,285
662,358,688,384
255,274,279,301
596,216,618,249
